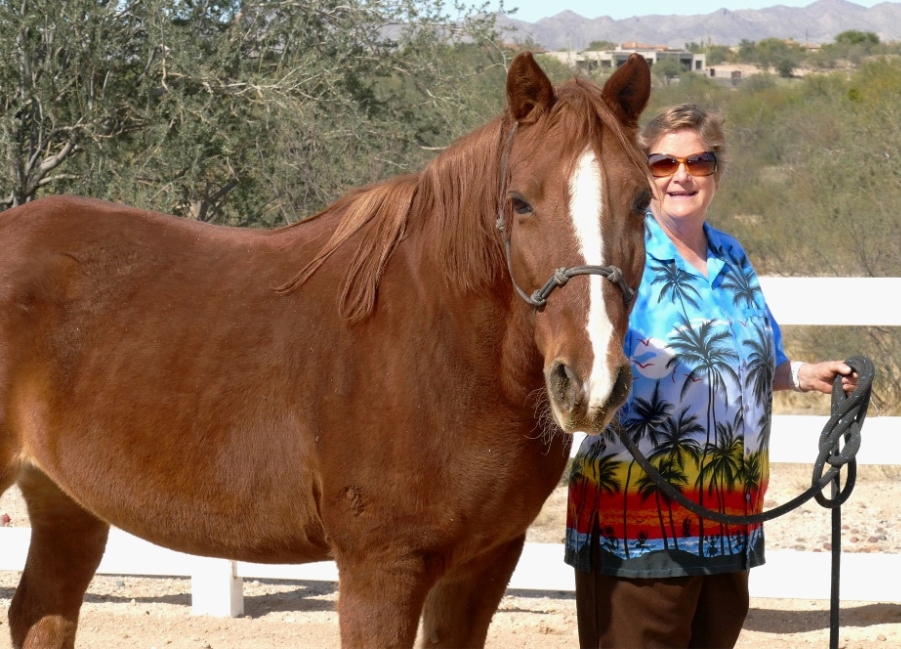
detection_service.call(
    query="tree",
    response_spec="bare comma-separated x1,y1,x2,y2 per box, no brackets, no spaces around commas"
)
651,58,684,83
586,40,616,51
0,0,510,225
684,41,730,65
0,0,157,208
834,30,879,47
755,38,803,77
733,37,803,76
706,45,732,66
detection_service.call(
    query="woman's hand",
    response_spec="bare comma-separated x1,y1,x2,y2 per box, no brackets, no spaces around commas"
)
798,360,859,395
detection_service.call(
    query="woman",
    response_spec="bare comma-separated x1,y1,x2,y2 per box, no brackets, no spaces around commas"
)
564,103,858,648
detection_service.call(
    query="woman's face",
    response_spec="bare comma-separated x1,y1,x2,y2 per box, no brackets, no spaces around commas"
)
648,129,717,227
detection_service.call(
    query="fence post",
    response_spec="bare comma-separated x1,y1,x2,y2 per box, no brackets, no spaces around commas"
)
190,557,244,617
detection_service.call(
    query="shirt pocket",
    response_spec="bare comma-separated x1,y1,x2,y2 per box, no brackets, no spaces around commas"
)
740,307,770,324
739,307,776,354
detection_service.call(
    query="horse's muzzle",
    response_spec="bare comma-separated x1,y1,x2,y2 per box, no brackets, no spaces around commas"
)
546,361,632,433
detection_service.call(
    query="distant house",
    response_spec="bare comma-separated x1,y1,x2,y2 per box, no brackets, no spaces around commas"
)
543,45,706,74
706,63,762,86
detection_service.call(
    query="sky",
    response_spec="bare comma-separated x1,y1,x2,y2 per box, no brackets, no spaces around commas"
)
492,0,885,23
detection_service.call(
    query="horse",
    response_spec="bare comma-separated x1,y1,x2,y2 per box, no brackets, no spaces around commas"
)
0,51,651,648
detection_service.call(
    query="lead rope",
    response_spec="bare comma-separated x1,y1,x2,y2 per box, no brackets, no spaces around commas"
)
613,355,874,649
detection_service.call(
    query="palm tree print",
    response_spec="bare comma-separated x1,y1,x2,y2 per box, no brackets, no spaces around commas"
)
618,381,672,558
743,320,776,406
701,421,744,554
649,408,703,549
569,442,623,543
651,407,703,470
744,450,765,514
667,315,739,554
715,245,761,310
649,258,703,314
743,319,776,451
635,456,690,551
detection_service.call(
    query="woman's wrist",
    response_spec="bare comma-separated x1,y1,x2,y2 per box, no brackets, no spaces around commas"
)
789,361,806,392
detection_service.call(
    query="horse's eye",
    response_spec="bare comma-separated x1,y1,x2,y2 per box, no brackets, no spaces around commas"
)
632,189,651,214
511,196,533,215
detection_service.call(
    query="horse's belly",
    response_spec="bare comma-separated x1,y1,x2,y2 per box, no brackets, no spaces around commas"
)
17,443,333,566
95,490,332,565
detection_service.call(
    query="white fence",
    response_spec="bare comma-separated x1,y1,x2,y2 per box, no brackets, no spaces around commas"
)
1,278,900,616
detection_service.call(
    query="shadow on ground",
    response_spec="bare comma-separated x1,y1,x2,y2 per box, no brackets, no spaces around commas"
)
745,603,901,633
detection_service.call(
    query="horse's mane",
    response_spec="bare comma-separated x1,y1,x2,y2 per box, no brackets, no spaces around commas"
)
277,76,644,323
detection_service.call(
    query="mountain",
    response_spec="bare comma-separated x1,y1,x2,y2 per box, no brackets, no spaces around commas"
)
496,0,901,50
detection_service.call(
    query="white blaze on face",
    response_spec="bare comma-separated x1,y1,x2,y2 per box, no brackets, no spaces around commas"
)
569,147,616,410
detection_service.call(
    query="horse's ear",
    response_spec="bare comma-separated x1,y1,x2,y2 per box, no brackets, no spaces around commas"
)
506,52,555,124
601,53,651,127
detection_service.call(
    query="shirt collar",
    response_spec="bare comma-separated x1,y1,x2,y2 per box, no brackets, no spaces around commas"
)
644,211,730,280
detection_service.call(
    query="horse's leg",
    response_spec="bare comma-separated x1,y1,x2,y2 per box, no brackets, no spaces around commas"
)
8,465,110,649
419,535,525,648
335,552,434,649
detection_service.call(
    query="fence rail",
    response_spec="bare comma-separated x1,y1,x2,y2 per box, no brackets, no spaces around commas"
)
1,278,899,616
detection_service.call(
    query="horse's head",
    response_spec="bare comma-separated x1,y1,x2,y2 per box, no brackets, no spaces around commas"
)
500,52,651,435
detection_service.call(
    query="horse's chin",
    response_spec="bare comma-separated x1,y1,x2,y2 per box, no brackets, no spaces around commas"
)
551,406,619,436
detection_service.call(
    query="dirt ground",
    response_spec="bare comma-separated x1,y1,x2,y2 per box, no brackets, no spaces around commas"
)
1,464,900,648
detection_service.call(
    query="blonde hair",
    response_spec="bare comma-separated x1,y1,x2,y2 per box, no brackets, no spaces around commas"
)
638,104,728,182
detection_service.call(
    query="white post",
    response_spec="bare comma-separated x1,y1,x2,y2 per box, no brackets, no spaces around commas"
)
190,557,244,617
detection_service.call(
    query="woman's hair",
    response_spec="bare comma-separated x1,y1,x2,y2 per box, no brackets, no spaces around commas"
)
638,103,728,182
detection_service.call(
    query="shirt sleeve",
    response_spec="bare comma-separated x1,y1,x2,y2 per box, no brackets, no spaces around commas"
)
767,302,789,367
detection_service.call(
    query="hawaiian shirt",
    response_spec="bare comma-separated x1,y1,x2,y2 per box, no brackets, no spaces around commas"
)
564,212,788,578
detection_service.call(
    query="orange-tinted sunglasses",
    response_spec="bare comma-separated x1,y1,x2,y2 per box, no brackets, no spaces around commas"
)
647,151,717,178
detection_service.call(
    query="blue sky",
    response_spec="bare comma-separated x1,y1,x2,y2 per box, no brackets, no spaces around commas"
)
492,0,883,23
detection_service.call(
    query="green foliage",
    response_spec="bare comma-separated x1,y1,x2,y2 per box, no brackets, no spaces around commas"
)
753,38,804,76
0,0,155,207
0,0,510,225
684,42,730,65
835,30,879,46
534,54,580,84
737,39,757,63
586,40,616,51
705,45,732,65
735,73,774,95
651,58,684,83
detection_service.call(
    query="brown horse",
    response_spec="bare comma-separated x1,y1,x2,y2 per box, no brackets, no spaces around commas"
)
0,52,650,648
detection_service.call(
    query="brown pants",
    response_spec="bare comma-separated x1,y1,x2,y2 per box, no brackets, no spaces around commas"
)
574,568,750,648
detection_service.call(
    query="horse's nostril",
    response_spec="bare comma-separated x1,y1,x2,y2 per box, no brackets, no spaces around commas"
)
548,362,582,413
610,363,633,408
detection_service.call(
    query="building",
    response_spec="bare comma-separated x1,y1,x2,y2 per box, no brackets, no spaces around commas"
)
544,45,706,75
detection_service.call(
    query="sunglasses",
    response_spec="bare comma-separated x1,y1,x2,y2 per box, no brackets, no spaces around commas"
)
647,151,718,178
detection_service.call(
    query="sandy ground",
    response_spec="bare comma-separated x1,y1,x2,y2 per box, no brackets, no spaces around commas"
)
1,464,899,648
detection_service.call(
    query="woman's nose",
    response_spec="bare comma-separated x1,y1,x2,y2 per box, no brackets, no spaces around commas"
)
672,161,692,180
